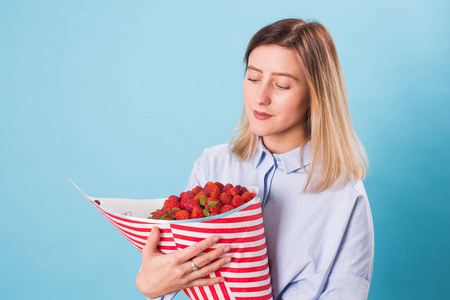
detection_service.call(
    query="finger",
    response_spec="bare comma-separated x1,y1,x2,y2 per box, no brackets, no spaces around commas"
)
175,235,220,262
185,256,231,283
185,245,230,273
142,226,161,257
186,276,225,288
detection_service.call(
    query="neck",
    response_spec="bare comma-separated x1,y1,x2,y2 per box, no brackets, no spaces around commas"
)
262,135,304,154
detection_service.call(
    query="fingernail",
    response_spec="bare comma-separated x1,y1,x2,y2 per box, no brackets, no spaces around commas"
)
225,257,231,263
224,246,230,253
213,236,220,243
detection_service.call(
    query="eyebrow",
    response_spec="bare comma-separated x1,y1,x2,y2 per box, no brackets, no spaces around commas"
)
247,65,299,81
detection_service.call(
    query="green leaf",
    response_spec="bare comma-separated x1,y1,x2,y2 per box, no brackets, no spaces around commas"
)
160,215,166,220
200,195,205,206
208,201,218,207
168,213,176,219
203,208,210,217
171,207,181,211
147,216,153,219
150,211,156,215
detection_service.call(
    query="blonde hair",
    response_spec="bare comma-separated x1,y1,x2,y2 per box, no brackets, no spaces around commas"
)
231,18,368,193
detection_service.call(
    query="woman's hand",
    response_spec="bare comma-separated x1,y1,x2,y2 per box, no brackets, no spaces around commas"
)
136,226,231,299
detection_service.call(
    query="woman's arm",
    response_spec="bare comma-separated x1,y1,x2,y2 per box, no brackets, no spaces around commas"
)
281,195,374,300
136,227,231,299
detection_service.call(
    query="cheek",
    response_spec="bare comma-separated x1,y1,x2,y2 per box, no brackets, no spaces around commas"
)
243,85,252,109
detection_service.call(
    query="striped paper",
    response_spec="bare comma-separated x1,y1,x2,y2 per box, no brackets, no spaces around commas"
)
71,181,273,300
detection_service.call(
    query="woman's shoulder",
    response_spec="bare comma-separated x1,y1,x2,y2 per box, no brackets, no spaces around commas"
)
321,178,368,204
202,143,231,155
197,143,239,161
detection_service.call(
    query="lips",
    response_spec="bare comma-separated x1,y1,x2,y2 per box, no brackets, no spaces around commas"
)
253,110,273,120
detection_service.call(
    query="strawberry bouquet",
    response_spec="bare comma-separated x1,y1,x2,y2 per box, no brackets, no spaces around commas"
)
71,180,273,300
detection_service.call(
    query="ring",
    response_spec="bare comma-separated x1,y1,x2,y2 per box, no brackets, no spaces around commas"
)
191,260,199,271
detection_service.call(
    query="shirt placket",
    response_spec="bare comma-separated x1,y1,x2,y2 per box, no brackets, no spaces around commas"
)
261,155,278,209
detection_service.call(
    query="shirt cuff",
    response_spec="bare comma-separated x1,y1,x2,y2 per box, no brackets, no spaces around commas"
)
146,291,178,300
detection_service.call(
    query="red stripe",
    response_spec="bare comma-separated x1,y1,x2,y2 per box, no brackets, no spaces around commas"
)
184,288,199,300
109,222,175,243
176,242,267,254
199,286,208,300
108,219,175,243
222,271,271,283
228,243,268,253
219,262,269,273
106,217,171,233
102,210,172,233
208,284,219,299
203,212,263,224
104,215,177,252
103,211,171,233
170,222,264,234
215,271,231,300
230,253,268,264
241,203,261,211
235,292,273,300
230,282,272,292
172,232,265,244
98,211,146,250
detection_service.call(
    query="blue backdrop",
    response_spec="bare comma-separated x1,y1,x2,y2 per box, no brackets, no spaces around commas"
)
1,1,449,299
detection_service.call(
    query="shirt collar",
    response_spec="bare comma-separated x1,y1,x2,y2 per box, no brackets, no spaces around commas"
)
253,138,311,173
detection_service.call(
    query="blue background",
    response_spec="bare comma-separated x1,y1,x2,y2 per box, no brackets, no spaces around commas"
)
1,1,449,299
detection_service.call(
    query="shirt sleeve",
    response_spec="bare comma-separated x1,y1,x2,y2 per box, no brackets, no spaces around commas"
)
317,195,374,300
281,195,374,300
145,292,178,300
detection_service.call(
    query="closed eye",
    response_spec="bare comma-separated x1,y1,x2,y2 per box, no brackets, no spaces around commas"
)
275,83,290,90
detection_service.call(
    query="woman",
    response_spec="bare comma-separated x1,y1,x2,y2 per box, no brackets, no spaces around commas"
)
136,18,374,300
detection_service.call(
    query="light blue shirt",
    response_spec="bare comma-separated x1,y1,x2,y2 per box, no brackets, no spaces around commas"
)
151,140,374,300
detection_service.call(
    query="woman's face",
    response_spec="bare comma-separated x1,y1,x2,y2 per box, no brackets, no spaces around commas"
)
243,44,310,153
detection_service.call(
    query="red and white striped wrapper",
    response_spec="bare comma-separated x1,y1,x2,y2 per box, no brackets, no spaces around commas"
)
71,180,273,300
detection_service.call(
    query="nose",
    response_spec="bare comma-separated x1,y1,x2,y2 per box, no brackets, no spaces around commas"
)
255,81,271,105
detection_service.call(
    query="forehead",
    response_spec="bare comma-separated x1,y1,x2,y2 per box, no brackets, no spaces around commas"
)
247,44,303,75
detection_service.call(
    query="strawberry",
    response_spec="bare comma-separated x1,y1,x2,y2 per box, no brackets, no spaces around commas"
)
204,181,218,195
191,206,205,219
191,185,204,195
228,187,239,197
162,199,182,214
194,191,207,201
231,195,245,208
210,212,219,216
184,199,201,212
220,192,232,205
214,182,224,190
180,197,189,210
241,191,252,203
182,191,195,200
210,185,221,199
94,200,101,205
238,186,248,195
206,197,223,214
223,183,233,193
235,185,242,192
250,192,257,199
220,204,234,214
175,210,191,220
149,209,165,219
168,195,180,201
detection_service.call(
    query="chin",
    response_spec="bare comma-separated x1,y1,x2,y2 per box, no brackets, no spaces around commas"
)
249,125,271,137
